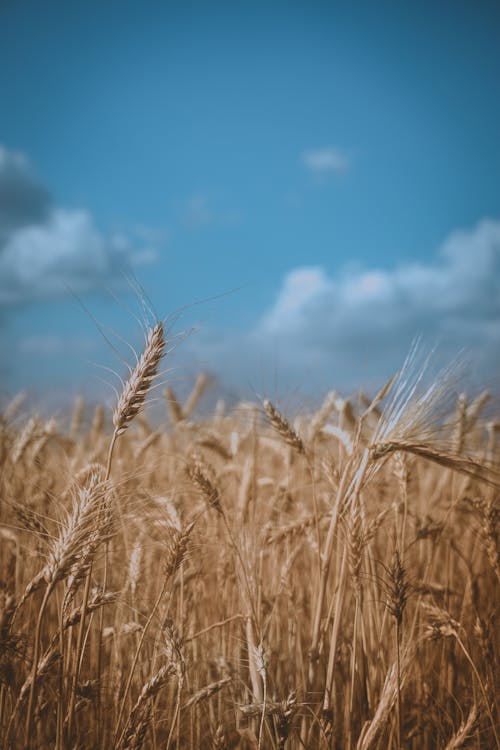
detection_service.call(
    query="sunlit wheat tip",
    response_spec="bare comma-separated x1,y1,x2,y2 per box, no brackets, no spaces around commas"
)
113,322,166,435
263,399,305,454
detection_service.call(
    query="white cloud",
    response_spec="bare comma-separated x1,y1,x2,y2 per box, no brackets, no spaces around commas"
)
260,267,332,334
0,145,162,304
301,147,349,174
188,219,500,390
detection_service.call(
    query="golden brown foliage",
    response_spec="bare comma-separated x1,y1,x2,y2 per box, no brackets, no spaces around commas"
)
0,368,499,749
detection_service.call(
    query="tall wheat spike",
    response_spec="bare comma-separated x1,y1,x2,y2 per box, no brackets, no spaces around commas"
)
113,322,166,436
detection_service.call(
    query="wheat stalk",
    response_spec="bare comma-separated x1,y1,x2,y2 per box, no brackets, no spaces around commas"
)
263,400,305,455
113,322,166,437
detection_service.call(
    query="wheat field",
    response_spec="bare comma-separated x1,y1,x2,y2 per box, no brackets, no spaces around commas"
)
0,322,499,749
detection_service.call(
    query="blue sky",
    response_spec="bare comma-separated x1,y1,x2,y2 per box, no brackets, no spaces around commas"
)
1,0,500,406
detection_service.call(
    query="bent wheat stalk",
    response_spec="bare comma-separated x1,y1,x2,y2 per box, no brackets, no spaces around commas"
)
370,441,500,488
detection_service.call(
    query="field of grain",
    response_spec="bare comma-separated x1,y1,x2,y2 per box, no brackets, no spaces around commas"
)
0,322,499,749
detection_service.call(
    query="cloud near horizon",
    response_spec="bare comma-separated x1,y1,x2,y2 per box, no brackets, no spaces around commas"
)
0,145,159,305
188,219,500,391
8,216,500,400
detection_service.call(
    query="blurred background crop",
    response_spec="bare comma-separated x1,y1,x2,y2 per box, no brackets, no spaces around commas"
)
1,0,500,408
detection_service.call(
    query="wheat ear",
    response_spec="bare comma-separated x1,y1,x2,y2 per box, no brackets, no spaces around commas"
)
263,400,305,455
113,322,166,437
